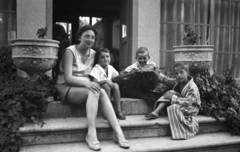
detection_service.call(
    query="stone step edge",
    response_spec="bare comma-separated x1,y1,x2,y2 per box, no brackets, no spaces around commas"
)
20,132,240,152
43,98,151,118
47,98,145,103
20,115,226,134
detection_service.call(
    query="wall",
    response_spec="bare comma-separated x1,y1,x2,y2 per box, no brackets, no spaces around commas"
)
17,0,48,38
16,0,53,77
136,0,160,66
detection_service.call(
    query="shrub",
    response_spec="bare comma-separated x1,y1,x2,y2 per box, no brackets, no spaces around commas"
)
0,47,56,152
194,69,240,135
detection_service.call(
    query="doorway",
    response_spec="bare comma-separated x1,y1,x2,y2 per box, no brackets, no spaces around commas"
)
52,0,121,71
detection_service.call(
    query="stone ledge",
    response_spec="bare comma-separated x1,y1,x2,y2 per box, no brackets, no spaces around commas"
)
20,132,240,152
19,115,227,145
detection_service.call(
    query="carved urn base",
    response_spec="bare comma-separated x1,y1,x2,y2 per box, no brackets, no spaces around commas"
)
11,38,59,80
173,45,214,76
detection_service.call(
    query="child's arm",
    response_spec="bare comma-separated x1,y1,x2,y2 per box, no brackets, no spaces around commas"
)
112,69,137,82
165,87,200,106
119,69,137,78
92,77,107,86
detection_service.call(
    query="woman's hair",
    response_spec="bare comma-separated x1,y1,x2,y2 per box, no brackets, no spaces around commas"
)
94,48,110,65
174,62,189,74
75,25,98,43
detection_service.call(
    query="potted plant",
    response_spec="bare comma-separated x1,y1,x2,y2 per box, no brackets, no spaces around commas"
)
0,46,57,152
173,25,214,76
11,27,60,81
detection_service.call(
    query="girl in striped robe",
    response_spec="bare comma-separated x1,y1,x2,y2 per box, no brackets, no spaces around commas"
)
146,62,201,139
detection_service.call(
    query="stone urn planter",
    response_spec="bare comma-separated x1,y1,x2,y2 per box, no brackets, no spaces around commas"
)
11,38,59,80
173,45,214,75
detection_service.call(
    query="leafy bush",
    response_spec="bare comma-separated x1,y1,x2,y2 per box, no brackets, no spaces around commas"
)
194,69,240,135
0,47,56,152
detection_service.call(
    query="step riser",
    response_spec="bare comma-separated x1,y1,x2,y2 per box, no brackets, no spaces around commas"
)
43,98,152,118
177,146,240,152
21,122,227,146
20,143,240,152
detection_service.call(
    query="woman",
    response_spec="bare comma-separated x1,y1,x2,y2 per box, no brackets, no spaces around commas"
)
55,25,129,151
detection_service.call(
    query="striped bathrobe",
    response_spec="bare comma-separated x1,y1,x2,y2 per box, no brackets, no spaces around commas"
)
167,77,201,140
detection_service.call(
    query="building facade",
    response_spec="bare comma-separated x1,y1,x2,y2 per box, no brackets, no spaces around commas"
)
1,0,240,81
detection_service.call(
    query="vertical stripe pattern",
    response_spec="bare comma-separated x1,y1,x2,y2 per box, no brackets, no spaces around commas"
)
167,104,199,139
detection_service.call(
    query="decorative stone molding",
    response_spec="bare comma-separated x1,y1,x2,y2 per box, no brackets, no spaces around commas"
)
173,45,214,75
11,38,59,80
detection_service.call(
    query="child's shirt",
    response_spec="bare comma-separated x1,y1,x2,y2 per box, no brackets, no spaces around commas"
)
90,64,119,81
124,61,156,73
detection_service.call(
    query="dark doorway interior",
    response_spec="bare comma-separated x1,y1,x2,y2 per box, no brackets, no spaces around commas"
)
53,0,121,71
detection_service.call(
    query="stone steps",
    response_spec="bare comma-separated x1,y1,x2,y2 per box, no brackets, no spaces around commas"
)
19,115,227,146
43,98,152,118
20,98,240,152
20,132,240,152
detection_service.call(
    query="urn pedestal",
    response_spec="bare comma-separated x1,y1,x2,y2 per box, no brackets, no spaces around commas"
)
173,45,214,76
11,38,59,80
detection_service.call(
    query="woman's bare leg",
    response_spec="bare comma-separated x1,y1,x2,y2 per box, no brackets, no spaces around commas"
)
99,89,126,140
66,87,100,143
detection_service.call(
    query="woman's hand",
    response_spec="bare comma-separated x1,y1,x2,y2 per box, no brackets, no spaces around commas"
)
86,82,101,93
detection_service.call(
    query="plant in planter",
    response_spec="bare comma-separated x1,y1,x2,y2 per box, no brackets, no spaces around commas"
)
173,25,214,76
11,27,59,81
1,27,58,151
0,46,56,152
36,27,48,39
183,25,201,45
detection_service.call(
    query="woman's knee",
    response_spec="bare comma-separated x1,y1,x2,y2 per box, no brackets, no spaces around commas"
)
99,88,110,98
66,87,97,103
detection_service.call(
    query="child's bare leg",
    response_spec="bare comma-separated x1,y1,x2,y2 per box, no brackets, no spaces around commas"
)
152,102,169,116
112,83,126,120
102,83,111,100
112,83,121,111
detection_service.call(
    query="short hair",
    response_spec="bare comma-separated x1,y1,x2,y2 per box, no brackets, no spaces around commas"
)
94,48,110,65
173,62,189,74
136,47,149,56
75,25,98,43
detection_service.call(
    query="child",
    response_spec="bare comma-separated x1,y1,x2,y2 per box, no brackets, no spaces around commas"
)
90,48,126,120
146,62,201,140
119,47,157,79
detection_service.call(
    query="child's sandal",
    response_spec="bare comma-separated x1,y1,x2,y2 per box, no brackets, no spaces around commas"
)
116,111,126,120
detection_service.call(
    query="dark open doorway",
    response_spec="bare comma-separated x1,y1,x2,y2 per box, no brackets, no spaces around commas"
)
52,0,121,71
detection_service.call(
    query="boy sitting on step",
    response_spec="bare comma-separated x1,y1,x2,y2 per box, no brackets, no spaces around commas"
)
118,47,157,79
113,47,173,105
146,62,201,140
